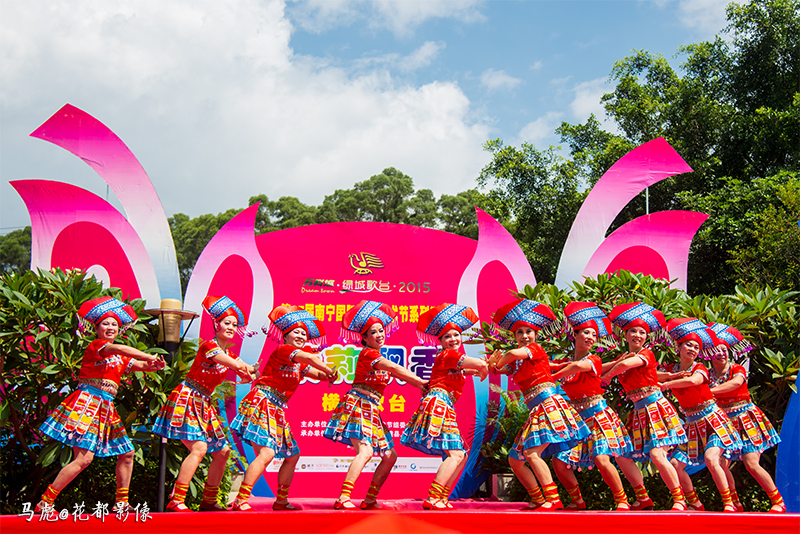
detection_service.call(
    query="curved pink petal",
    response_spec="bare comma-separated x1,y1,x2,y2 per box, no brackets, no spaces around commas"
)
183,204,273,365
10,180,160,301
556,138,693,286
454,207,535,498
29,104,180,301
581,211,709,291
457,208,536,319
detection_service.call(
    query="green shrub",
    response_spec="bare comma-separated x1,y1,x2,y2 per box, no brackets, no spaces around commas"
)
474,271,797,510
0,268,240,514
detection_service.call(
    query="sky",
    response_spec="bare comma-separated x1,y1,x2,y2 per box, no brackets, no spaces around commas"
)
0,0,733,234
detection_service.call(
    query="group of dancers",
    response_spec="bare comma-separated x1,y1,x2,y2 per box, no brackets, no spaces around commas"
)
35,294,785,513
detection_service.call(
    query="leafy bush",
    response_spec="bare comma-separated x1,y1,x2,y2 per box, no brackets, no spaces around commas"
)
0,268,239,514
474,271,797,510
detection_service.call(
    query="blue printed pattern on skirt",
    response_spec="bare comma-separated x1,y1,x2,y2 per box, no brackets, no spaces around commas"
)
510,388,590,460
231,386,299,458
626,391,687,460
401,388,465,458
323,389,394,455
40,384,133,457
555,399,634,469
722,402,780,460
151,381,228,453
671,402,742,466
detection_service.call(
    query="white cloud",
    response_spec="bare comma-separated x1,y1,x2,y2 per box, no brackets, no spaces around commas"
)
0,0,490,228
517,112,563,146
399,41,446,72
570,78,610,121
676,0,732,35
569,77,621,134
529,60,544,73
647,0,734,37
288,0,485,36
480,69,522,91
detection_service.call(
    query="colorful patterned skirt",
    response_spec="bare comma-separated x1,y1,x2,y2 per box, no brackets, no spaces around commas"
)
670,401,743,466
323,387,393,455
625,390,687,460
555,398,634,469
401,388,465,458
39,384,133,457
151,380,228,453
719,401,778,460
509,384,590,460
231,385,299,458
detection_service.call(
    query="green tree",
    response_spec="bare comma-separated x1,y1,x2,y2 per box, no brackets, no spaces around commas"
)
0,227,32,273
477,141,585,283
317,167,438,226
249,194,318,234
168,210,239,293
169,168,480,295
509,0,800,293
438,189,481,240
727,173,800,289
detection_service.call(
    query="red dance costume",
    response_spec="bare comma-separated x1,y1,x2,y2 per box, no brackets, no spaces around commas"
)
151,340,241,452
323,347,394,453
557,354,634,467
714,362,781,457
508,343,589,459
401,349,467,455
231,344,311,456
667,362,742,466
40,339,135,456
616,349,686,459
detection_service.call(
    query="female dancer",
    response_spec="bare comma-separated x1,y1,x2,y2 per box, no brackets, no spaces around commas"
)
152,295,256,512
551,302,652,511
601,302,688,510
38,297,165,512
708,322,785,513
229,305,337,511
660,318,743,512
489,298,590,511
324,300,428,510
401,303,489,510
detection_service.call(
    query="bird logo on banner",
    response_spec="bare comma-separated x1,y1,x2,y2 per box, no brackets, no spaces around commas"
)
349,252,384,275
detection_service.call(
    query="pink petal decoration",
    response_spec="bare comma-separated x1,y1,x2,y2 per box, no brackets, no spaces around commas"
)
555,138,693,287
456,208,536,487
11,180,159,301
457,207,536,316
29,104,180,302
582,211,709,291
183,204,273,365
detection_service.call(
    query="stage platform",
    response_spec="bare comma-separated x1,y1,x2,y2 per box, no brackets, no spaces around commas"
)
2,498,798,534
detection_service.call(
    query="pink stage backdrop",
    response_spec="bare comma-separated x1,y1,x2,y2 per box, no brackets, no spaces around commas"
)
179,206,535,499
12,104,723,501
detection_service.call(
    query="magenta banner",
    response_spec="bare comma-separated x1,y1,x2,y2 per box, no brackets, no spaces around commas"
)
12,104,736,500
181,206,536,498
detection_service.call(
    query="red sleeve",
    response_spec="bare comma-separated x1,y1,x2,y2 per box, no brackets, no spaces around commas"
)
440,349,465,370
525,343,549,362
692,363,709,383
639,349,656,368
586,354,602,376
364,348,384,368
732,364,747,382
273,344,299,363
90,338,110,354
200,340,226,361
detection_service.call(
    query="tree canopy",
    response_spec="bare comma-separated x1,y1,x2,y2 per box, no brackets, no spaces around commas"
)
480,0,798,291
2,0,797,296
